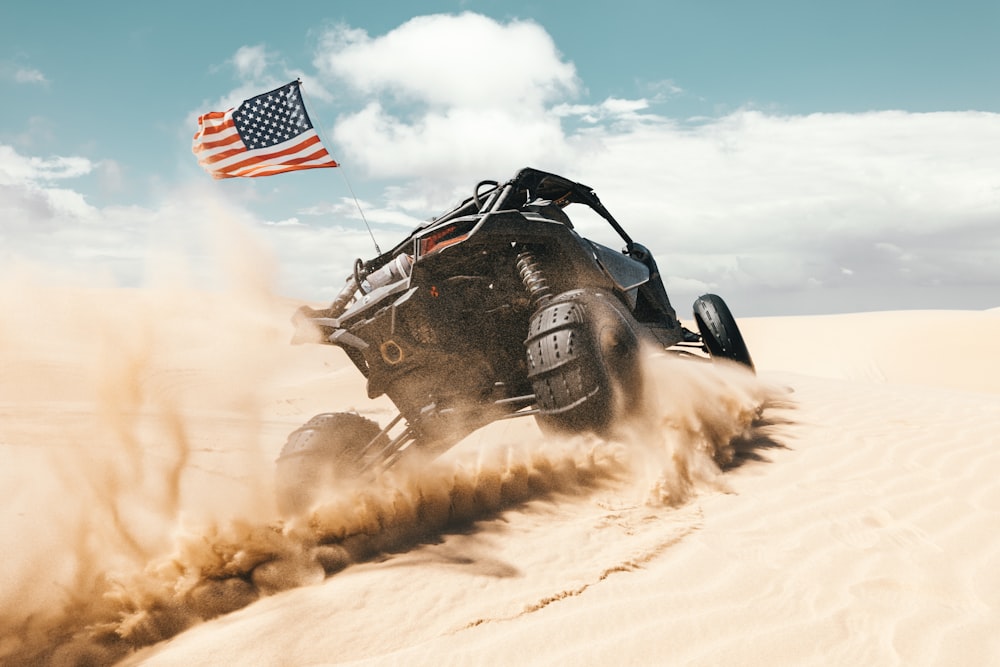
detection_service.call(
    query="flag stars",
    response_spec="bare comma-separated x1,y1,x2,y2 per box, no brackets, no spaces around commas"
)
231,81,318,150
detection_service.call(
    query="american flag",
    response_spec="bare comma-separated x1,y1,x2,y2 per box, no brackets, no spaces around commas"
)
192,80,337,179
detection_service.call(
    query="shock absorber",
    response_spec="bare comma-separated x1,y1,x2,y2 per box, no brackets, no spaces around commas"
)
516,248,553,309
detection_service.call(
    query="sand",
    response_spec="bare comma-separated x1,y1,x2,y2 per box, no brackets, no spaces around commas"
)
1,278,998,666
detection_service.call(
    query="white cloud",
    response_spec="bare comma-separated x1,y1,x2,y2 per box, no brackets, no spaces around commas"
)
14,67,47,85
313,14,580,185
314,13,578,110
230,45,270,80
0,61,47,85
332,101,571,182
0,146,98,228
553,97,651,123
575,109,1000,242
644,79,684,101
0,146,93,183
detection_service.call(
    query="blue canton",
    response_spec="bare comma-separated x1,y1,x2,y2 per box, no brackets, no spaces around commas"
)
232,82,314,150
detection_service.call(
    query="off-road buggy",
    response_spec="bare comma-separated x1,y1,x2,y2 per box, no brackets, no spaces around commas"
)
278,167,753,511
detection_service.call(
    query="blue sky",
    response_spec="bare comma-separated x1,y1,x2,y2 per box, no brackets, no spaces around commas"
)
2,1,998,315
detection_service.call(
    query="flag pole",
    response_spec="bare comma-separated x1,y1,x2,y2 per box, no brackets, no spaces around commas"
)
298,79,381,256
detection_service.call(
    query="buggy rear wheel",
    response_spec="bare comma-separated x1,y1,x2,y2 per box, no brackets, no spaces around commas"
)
525,289,642,435
275,412,383,515
692,294,755,372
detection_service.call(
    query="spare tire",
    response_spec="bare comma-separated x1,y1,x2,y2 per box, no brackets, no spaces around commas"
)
275,412,383,515
692,294,755,372
525,289,642,435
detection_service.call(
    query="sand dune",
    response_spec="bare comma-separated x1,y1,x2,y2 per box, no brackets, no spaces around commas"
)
1,281,998,666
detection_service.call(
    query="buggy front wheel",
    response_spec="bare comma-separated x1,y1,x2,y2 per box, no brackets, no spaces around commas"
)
692,294,755,372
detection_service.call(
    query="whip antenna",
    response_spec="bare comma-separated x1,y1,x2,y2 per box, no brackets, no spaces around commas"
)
298,79,381,256
339,167,381,256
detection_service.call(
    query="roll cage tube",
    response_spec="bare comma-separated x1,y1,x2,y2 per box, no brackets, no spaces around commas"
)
490,168,635,249
473,179,500,211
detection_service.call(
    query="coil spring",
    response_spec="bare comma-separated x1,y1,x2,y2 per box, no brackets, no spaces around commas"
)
516,249,553,309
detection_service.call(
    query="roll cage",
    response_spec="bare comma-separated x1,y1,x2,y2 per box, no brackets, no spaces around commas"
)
372,167,636,271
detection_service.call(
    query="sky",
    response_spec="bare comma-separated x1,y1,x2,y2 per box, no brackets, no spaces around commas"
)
2,0,998,316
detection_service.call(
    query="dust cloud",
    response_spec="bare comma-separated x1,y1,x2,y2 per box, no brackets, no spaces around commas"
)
0,241,780,665
0,275,282,662
620,348,778,505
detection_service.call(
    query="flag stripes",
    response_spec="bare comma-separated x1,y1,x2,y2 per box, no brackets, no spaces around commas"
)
192,81,337,179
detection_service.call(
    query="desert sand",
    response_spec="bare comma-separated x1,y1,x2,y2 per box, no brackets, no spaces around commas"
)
1,276,998,666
